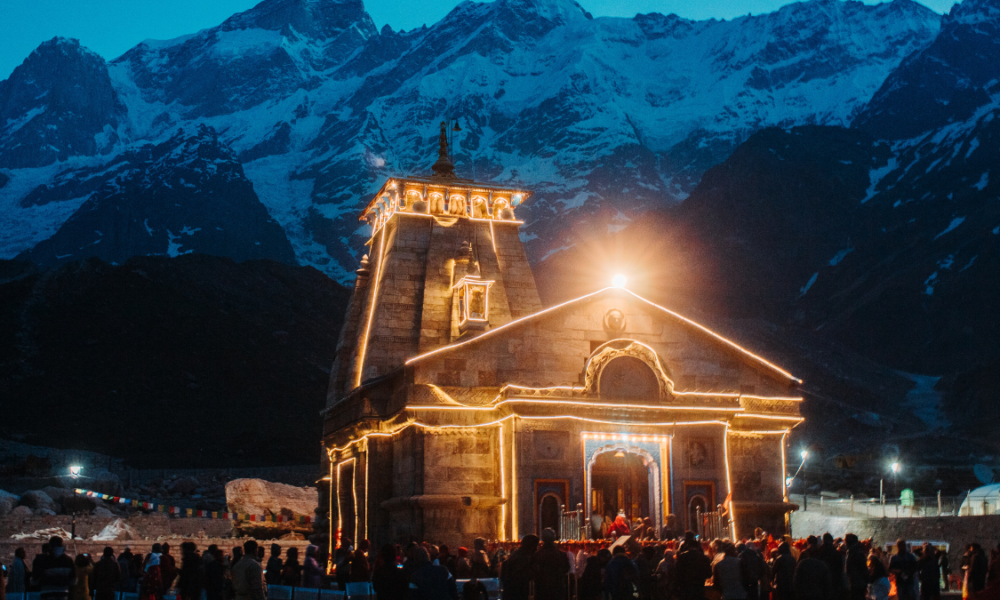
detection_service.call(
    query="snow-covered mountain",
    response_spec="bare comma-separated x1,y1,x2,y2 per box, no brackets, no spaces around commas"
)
0,0,941,278
18,125,296,268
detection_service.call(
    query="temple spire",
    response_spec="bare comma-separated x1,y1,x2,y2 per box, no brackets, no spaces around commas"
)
430,121,456,179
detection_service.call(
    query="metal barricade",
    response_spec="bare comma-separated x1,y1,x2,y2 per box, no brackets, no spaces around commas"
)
559,503,586,541
698,505,728,540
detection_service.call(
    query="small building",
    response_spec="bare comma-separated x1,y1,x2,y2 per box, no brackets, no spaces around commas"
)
321,125,802,549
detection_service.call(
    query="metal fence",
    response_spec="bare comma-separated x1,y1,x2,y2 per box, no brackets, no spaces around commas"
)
697,505,730,539
559,503,586,540
791,492,998,518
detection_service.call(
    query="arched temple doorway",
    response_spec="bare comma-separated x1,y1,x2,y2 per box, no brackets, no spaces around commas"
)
591,452,650,520
586,444,663,535
539,493,561,533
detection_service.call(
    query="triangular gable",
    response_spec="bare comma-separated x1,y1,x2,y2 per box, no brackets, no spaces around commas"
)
406,287,801,384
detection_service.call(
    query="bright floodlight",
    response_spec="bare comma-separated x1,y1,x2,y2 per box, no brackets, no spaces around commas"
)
891,462,900,473
800,450,809,460
69,466,82,477
612,274,627,288
785,477,794,488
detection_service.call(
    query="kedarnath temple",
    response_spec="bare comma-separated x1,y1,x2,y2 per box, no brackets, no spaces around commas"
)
320,124,802,550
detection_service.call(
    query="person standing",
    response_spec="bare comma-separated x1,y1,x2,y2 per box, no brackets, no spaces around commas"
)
606,545,640,600
653,545,676,600
713,543,747,600
8,548,29,595
177,542,204,600
32,544,52,594
889,540,918,600
676,532,712,600
203,548,225,600
118,548,135,593
534,528,570,600
470,539,490,580
868,554,890,600
917,544,941,600
844,535,868,600
501,535,539,600
350,540,371,582
279,548,301,587
961,544,988,598
159,544,178,595
264,545,282,587
819,534,844,600
93,548,121,600
940,551,951,592
793,546,832,600
739,542,764,600
70,554,93,600
371,544,407,600
770,542,796,600
141,544,164,600
409,547,458,600
302,545,322,588
579,556,603,600
230,541,265,600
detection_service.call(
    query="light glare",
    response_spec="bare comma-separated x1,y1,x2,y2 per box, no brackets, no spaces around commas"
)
612,274,627,288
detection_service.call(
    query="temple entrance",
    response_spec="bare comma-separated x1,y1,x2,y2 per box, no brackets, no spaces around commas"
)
590,451,651,527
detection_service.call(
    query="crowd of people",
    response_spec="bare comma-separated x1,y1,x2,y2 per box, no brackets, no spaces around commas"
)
0,537,325,600
3,532,1000,600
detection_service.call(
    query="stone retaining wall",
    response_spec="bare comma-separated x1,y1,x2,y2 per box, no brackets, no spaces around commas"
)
791,510,1000,566
0,513,234,540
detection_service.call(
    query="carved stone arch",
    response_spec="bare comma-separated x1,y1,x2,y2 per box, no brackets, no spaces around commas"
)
584,339,674,401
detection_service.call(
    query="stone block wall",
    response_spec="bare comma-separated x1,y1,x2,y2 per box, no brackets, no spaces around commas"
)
0,513,233,541
791,511,1000,567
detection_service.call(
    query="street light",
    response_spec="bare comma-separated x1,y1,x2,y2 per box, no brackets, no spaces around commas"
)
891,462,901,516
69,466,82,478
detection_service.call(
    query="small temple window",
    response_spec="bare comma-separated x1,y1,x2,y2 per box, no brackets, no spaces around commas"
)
457,278,492,324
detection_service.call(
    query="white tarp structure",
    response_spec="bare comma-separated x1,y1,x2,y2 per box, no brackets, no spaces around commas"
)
92,518,138,541
958,483,1000,516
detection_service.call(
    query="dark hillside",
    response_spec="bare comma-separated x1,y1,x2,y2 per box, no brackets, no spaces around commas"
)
0,255,350,468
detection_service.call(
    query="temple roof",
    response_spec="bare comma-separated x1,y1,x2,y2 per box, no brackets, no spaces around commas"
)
405,286,802,384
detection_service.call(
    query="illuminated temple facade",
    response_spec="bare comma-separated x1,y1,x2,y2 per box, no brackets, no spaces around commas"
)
321,127,802,549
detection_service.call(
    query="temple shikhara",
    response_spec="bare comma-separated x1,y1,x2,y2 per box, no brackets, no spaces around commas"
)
321,124,803,550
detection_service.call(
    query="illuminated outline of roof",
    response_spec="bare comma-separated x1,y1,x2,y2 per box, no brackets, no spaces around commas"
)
404,287,802,384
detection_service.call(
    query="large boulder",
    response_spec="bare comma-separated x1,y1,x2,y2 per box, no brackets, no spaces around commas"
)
10,505,33,517
91,470,121,495
20,490,58,513
0,490,21,516
167,476,200,495
61,493,98,514
225,479,317,518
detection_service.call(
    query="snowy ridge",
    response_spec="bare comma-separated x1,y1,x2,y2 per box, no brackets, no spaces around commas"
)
0,0,942,279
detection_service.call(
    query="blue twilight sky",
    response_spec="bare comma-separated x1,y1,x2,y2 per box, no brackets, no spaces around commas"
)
0,0,959,80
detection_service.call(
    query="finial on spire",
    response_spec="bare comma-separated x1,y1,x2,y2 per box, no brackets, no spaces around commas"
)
431,121,456,179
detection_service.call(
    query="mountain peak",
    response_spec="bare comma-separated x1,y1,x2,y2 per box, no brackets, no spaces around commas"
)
0,36,123,168
945,0,1000,26
221,0,376,39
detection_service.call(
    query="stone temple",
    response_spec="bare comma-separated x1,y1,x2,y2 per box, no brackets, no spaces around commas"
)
321,125,802,550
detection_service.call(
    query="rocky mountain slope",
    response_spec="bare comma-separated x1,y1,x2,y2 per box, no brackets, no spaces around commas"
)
0,255,350,468
16,125,297,268
0,0,941,279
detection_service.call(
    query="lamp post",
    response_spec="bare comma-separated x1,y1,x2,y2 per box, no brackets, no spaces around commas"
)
891,462,900,517
800,450,809,511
